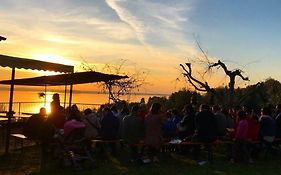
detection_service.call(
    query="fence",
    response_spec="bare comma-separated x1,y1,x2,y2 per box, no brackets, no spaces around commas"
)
0,102,101,115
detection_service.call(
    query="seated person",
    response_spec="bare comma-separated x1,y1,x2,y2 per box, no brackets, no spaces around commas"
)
122,105,144,161
23,107,47,140
64,105,85,138
83,108,101,140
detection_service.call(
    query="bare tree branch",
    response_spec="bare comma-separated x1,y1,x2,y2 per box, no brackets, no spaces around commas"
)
180,41,250,107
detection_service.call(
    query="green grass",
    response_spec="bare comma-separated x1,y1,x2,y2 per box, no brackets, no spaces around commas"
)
1,145,281,175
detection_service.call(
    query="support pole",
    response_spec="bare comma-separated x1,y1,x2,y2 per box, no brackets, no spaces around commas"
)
68,72,73,109
64,85,67,108
44,85,47,106
5,67,15,154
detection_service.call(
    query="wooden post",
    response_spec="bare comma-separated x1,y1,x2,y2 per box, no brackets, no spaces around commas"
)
64,85,67,108
68,72,73,109
5,67,15,154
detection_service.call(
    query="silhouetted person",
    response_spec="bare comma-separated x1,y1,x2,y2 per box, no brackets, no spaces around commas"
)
178,104,196,140
212,105,227,137
49,93,65,129
122,105,144,161
100,107,119,155
64,104,85,137
192,104,217,163
234,110,250,163
194,104,217,143
260,107,276,143
144,103,164,162
23,107,47,140
274,104,281,138
83,108,101,140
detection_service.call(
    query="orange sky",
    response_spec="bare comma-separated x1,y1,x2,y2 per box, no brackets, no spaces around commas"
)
2,0,278,99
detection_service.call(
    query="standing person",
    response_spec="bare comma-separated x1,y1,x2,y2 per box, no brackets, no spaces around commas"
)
212,105,227,138
122,105,144,162
194,104,217,143
259,107,276,156
234,110,250,163
144,103,164,163
49,93,65,129
139,98,147,121
274,104,281,138
100,107,120,156
245,108,259,161
192,104,217,163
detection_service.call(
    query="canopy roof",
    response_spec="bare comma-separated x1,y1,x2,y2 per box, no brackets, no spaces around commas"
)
0,71,128,86
0,54,74,73
0,36,6,41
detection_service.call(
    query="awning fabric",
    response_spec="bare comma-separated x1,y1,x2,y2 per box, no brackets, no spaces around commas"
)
0,36,6,41
0,71,128,86
0,54,74,73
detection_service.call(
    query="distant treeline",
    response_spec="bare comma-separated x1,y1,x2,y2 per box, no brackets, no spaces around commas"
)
146,78,281,112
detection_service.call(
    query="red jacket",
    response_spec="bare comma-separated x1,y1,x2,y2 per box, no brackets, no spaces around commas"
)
246,117,260,140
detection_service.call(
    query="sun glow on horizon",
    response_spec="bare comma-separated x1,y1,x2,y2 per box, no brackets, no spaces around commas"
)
33,53,74,66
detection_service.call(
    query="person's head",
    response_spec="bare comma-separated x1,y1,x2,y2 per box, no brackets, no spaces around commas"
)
200,104,210,112
261,106,271,116
121,107,129,115
150,103,162,114
237,110,246,120
110,105,118,113
84,108,92,116
71,104,79,112
183,104,195,116
130,105,139,115
52,93,60,102
276,104,281,113
243,105,252,116
212,105,220,113
102,107,112,117
140,98,145,104
39,107,47,117
171,109,179,116
68,104,81,121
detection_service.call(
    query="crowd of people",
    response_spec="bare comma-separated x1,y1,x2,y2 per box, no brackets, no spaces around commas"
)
23,93,281,165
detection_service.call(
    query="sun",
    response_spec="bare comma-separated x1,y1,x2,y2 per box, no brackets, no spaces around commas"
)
33,53,74,66
32,53,75,75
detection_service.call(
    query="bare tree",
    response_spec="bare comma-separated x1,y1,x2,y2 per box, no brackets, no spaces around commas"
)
81,59,148,103
180,43,249,106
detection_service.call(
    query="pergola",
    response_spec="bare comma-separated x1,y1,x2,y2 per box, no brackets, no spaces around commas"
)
0,54,128,154
0,36,6,41
0,54,74,154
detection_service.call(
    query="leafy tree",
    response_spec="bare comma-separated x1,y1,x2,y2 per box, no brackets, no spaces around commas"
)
147,96,168,110
168,89,197,110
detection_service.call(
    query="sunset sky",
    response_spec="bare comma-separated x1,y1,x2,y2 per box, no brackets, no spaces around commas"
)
1,0,281,95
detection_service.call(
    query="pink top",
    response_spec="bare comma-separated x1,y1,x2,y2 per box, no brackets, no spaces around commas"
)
64,119,85,137
235,120,248,140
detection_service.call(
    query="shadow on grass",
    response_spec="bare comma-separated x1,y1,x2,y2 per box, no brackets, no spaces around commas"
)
1,145,281,175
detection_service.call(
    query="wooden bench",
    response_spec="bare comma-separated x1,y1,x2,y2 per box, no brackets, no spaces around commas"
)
10,133,27,152
92,139,123,144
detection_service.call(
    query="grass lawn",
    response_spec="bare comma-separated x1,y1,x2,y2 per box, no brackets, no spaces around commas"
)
0,145,281,175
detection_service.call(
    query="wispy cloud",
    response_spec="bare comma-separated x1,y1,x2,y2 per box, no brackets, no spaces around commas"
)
0,0,198,94
105,0,194,50
105,0,146,44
